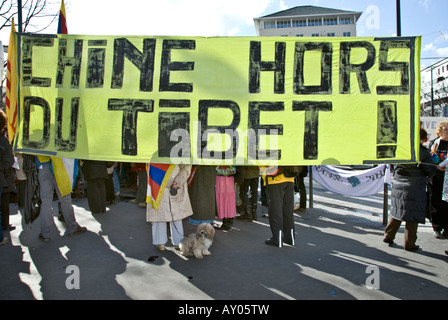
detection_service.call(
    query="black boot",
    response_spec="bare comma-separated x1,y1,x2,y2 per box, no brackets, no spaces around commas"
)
220,218,232,230
251,204,257,221
236,207,251,221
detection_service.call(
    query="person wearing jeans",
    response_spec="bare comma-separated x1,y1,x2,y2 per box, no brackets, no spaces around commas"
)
37,157,87,241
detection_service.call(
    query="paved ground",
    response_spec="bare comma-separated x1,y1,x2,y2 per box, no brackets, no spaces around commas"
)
1,178,448,300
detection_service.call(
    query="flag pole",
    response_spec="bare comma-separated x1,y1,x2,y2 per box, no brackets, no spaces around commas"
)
17,0,22,33
396,0,401,36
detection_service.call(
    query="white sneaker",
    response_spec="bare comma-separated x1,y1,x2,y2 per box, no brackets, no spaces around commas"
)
0,237,9,246
434,231,444,239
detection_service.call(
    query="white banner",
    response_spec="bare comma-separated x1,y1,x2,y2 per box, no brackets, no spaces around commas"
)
312,165,391,197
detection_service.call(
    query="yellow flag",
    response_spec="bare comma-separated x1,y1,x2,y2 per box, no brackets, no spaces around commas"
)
6,19,17,144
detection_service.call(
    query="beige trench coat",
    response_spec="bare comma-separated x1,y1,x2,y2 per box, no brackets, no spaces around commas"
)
146,165,193,223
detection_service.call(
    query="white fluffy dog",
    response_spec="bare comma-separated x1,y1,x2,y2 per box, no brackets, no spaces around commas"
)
179,223,215,259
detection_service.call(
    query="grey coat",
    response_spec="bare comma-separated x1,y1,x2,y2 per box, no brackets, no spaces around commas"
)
390,145,437,223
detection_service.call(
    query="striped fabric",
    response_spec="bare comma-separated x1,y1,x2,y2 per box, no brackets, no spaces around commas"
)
146,163,176,210
57,0,68,34
6,19,17,144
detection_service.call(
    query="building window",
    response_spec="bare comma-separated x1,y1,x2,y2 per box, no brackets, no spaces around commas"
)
340,17,352,25
296,34,304,37
312,33,320,37
277,20,291,28
343,32,351,37
264,21,275,29
292,20,307,27
308,19,322,26
327,33,335,37
324,18,338,25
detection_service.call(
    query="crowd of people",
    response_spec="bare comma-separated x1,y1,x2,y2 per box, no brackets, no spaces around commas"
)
1,107,448,257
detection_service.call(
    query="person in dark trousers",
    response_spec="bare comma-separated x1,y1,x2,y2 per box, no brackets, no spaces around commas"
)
237,166,260,222
384,128,437,251
294,166,308,212
82,160,109,214
429,121,448,239
0,110,12,246
261,166,296,248
0,124,16,231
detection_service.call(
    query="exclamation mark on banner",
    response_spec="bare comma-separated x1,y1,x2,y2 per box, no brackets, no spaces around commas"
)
377,101,397,159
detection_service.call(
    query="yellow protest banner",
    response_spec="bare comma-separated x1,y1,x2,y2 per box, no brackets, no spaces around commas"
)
13,34,420,165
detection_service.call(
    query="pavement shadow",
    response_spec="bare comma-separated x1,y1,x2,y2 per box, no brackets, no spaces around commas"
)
5,195,447,300
1,203,129,300
156,207,448,300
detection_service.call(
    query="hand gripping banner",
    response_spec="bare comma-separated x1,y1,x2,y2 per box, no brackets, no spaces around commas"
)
12,34,421,165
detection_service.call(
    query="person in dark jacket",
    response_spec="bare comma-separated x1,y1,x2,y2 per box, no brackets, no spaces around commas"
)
0,110,11,246
429,121,448,239
383,128,438,251
1,126,16,231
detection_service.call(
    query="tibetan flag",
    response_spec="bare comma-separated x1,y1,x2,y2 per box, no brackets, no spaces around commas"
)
51,157,78,197
6,19,17,144
57,0,68,34
147,163,176,210
36,156,79,197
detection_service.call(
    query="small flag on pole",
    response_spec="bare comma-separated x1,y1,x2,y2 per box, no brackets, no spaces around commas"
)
6,18,17,144
57,0,68,34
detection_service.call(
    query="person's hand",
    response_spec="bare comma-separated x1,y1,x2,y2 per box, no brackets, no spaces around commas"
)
437,165,447,172
171,182,180,189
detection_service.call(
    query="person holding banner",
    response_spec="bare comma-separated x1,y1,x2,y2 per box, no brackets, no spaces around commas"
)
294,166,308,213
261,166,296,248
384,128,437,251
0,121,16,232
0,110,12,246
429,122,448,239
146,165,193,251
237,166,260,222
215,165,242,230
131,163,148,208
188,166,217,225
36,156,87,242
82,160,109,214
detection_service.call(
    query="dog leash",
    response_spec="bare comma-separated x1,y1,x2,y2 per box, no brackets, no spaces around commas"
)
168,191,186,238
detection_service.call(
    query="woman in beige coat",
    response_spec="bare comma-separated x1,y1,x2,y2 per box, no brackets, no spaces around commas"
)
146,165,193,251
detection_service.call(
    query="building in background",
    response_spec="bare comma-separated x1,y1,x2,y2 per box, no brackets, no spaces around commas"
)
253,5,362,38
421,57,448,116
